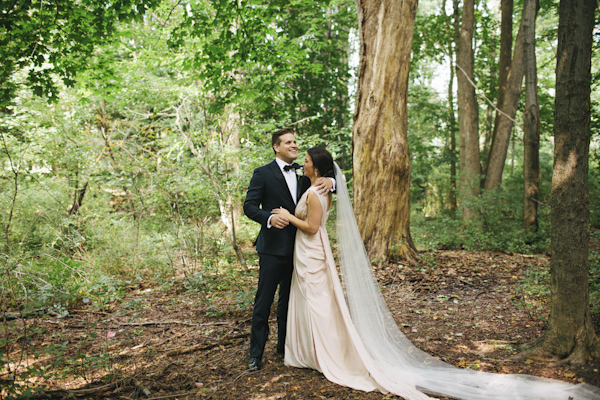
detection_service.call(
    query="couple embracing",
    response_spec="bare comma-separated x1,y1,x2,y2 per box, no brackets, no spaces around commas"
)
243,128,335,372
243,128,600,400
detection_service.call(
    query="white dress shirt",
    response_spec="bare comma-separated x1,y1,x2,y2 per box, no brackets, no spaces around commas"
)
267,158,298,229
275,157,299,204
267,158,335,229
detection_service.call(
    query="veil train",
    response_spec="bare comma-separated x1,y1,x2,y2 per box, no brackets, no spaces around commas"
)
333,163,600,400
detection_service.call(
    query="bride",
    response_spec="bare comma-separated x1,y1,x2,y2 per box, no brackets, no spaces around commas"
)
272,147,600,400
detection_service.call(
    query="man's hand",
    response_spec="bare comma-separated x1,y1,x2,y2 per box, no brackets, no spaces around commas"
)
314,177,333,195
270,213,290,229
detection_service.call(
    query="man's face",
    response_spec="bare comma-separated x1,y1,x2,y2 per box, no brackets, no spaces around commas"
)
273,133,298,164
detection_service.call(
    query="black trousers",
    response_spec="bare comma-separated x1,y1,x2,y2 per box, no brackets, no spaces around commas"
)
249,253,294,359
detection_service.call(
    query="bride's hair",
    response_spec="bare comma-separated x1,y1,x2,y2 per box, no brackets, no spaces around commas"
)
307,147,335,178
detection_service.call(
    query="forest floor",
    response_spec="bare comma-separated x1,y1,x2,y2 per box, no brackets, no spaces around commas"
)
6,247,600,400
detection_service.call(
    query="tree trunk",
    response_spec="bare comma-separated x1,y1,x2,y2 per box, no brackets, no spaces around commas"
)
482,0,512,180
527,0,599,365
68,181,89,217
455,0,481,219
483,20,526,191
448,61,458,214
522,0,540,232
353,0,418,264
447,0,460,214
496,0,513,118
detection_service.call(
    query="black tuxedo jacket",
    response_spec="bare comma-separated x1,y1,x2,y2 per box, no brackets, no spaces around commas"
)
243,160,311,257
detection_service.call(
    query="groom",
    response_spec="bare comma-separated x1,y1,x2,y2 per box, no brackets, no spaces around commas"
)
243,128,333,371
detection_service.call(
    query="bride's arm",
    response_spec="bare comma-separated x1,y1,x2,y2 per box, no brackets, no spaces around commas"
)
273,191,322,235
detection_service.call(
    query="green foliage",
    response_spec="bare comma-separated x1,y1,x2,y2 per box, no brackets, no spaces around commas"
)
514,265,551,322
169,0,356,141
473,3,500,103
412,12,454,64
412,180,551,254
516,243,600,317
407,84,451,209
0,318,55,399
0,0,161,107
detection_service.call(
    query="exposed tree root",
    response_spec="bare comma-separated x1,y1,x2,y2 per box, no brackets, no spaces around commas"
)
517,330,600,367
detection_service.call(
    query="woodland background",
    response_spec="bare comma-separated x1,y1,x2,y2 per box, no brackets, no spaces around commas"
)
1,0,599,398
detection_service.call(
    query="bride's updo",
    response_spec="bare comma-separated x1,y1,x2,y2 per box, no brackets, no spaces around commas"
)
307,147,335,178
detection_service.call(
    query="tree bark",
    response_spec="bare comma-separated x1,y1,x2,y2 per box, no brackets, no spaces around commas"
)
448,59,458,214
522,0,540,232
482,0,512,179
527,0,599,364
455,0,481,219
483,20,526,191
447,0,460,214
496,0,513,118
353,0,418,264
68,181,89,217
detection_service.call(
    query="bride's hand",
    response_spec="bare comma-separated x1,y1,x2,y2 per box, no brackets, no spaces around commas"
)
272,207,291,218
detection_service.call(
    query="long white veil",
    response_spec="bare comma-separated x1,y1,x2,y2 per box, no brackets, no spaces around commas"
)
333,163,600,400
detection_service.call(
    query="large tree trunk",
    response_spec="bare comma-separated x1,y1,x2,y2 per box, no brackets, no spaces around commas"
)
353,0,418,264
455,0,481,219
522,0,540,232
483,19,526,191
527,0,599,365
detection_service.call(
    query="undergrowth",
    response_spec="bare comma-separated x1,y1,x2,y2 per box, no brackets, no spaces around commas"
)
411,187,546,253
0,215,256,399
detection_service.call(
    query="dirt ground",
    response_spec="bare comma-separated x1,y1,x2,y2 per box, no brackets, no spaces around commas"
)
6,249,600,399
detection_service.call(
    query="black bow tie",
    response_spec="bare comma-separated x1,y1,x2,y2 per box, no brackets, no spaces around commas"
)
283,163,300,172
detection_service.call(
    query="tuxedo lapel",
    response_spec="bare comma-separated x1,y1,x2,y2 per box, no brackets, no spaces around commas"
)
269,161,296,205
296,174,303,203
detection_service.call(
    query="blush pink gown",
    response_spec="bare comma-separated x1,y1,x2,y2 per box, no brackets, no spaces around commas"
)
284,187,428,399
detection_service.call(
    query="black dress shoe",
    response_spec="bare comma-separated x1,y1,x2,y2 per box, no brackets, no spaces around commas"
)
248,357,261,371
276,346,284,357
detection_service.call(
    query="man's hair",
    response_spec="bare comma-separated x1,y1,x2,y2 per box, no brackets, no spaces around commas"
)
307,146,335,178
271,128,294,154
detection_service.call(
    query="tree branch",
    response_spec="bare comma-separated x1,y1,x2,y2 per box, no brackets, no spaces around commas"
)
420,30,523,129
